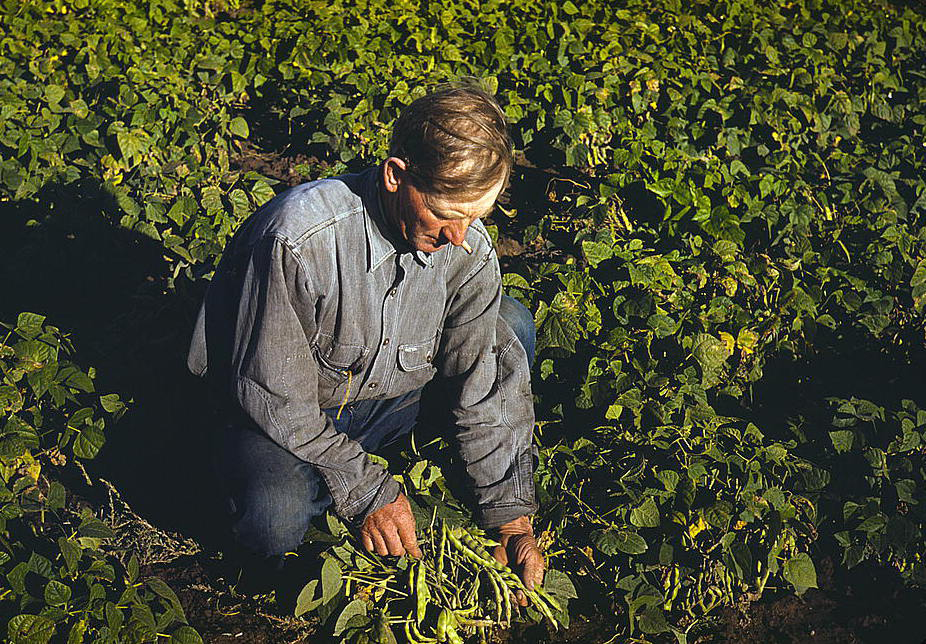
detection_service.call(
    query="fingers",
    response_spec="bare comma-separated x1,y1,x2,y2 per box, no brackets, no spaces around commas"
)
397,519,422,558
370,529,388,556
492,542,509,567
358,492,420,558
382,527,409,557
523,554,545,590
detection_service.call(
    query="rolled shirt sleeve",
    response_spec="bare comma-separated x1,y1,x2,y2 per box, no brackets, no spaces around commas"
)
438,245,539,529
197,233,400,523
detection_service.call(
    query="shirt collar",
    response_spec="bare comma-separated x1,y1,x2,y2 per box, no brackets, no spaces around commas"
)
363,165,433,272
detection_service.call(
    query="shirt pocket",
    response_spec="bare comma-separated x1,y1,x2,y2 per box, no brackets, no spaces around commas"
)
313,333,368,405
396,335,438,388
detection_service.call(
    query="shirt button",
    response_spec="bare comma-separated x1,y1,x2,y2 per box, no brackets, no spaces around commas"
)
389,288,397,297
368,382,378,389
426,353,432,363
383,338,390,346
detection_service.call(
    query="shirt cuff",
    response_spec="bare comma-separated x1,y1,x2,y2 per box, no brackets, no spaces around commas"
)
477,501,540,530
348,474,402,528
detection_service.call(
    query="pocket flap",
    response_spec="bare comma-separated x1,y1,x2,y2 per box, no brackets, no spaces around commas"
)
397,339,435,372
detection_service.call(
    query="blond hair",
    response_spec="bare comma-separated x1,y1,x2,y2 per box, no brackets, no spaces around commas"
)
388,82,512,202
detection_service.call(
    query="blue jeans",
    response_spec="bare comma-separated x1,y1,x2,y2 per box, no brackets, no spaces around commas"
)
213,295,535,565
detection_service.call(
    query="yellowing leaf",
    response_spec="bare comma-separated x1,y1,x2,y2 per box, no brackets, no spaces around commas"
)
687,515,708,538
736,328,759,354
719,332,736,356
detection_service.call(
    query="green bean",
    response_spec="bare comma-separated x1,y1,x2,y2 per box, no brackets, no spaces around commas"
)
446,527,505,572
527,589,559,628
460,530,495,561
489,568,511,624
404,612,437,644
534,586,563,613
415,560,429,624
410,617,437,644
437,522,447,580
483,568,503,623
436,608,451,642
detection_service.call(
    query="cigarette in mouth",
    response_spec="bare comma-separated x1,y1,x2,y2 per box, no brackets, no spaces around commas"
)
461,240,473,254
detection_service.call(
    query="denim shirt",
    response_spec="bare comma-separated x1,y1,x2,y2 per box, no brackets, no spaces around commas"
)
187,167,538,528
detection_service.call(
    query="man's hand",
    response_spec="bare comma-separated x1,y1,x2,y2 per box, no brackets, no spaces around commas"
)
491,515,545,606
360,491,422,558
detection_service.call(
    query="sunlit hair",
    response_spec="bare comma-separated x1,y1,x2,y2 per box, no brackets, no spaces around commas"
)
388,82,513,206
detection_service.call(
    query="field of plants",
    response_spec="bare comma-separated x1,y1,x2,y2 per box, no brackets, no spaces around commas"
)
2,0,926,641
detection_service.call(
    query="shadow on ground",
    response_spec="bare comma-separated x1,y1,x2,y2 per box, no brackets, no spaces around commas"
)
0,179,228,553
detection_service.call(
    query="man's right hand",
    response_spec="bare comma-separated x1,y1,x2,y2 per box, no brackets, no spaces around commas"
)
360,491,422,558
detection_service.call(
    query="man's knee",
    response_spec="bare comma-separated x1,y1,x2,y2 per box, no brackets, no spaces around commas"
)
499,295,536,367
226,461,330,557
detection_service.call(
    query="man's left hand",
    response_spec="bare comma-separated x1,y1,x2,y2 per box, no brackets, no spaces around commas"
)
491,515,544,606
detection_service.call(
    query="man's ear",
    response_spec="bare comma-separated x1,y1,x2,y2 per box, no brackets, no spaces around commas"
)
382,157,408,193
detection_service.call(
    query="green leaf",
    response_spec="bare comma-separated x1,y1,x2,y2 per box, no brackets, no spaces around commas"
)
321,557,342,603
127,553,139,583
630,497,660,528
647,314,678,339
45,481,66,510
116,130,145,163
538,293,581,353
15,313,45,339
692,333,729,371
829,430,854,453
592,527,648,555
66,619,86,644
105,601,124,632
57,538,81,575
333,599,368,636
582,240,613,268
0,385,24,413
44,580,71,606
251,180,276,206
638,606,670,634
326,512,348,537
64,369,94,393
100,393,125,414
605,402,623,419
78,515,114,540
543,569,578,601
705,501,733,528
782,552,817,594
856,514,887,533
229,188,250,218
72,424,105,459
169,625,203,644
295,579,322,617
8,614,56,644
726,540,753,580
911,259,926,312
201,186,223,212
656,470,680,491
45,85,66,105
147,577,186,619
167,195,197,226
229,117,250,139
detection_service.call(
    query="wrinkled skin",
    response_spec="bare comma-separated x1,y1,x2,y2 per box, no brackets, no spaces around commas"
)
379,157,504,253
360,491,422,558
492,515,545,606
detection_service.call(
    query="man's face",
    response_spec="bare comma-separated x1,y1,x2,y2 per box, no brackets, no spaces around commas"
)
381,158,505,254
